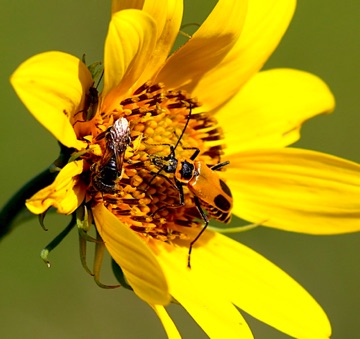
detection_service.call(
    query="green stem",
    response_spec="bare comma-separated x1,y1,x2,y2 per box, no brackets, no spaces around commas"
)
0,168,57,239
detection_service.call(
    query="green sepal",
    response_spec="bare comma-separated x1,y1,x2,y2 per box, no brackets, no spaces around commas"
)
40,214,76,267
111,259,133,291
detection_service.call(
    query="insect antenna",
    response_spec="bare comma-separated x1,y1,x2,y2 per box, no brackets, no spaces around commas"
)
146,104,194,188
94,69,104,90
172,103,193,154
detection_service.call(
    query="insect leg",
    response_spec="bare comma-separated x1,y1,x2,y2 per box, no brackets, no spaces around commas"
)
146,170,179,192
150,178,185,217
145,165,168,190
188,196,209,269
175,178,185,205
182,147,200,161
210,161,230,171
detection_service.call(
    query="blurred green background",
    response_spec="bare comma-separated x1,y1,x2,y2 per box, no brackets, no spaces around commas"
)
1,1,360,338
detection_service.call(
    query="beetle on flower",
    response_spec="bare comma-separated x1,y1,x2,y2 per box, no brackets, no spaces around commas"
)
7,0,360,338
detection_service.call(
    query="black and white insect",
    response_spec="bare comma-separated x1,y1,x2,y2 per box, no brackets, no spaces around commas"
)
91,117,131,194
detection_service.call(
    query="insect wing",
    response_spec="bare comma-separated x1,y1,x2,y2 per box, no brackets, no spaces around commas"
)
189,161,233,223
109,117,131,173
108,118,130,150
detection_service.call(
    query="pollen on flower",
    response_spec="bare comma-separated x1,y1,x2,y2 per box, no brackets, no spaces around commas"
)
78,82,228,243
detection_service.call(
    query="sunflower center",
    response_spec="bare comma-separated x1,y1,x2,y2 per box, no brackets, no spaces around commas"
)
87,82,228,242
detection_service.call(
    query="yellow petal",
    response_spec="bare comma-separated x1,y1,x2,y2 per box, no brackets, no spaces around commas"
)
102,10,157,112
216,69,335,154
137,0,183,85
92,204,170,305
201,0,296,111
26,160,85,215
227,148,360,233
155,0,248,107
150,305,181,339
111,0,183,84
188,231,331,339
154,240,254,339
10,51,91,149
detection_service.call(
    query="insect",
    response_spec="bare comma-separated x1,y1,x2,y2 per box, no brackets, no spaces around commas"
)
92,117,131,194
74,69,104,124
81,86,99,121
151,106,233,268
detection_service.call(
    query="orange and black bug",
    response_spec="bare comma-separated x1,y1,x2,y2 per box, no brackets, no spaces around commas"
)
151,106,233,268
91,117,131,194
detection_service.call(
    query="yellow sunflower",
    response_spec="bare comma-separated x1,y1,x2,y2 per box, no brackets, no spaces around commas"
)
8,0,360,338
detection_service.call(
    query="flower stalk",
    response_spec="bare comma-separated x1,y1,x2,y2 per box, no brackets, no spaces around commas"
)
0,168,56,239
